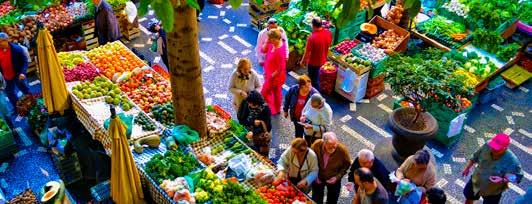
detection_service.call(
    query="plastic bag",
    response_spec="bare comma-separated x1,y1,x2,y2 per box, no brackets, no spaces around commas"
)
172,125,200,145
104,113,133,139
341,68,357,93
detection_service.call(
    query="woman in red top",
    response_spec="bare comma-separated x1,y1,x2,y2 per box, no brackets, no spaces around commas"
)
283,75,318,138
261,29,287,115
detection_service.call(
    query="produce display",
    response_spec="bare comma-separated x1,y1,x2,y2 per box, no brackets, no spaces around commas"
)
28,98,48,135
119,69,172,112
495,42,520,62
341,53,372,69
144,149,200,184
134,113,157,131
9,189,37,204
1,16,37,44
441,0,468,18
256,181,309,203
151,103,175,127
354,43,387,63
58,52,87,69
66,1,91,20
63,62,100,82
212,179,266,204
417,16,469,49
0,1,14,17
333,39,360,55
206,111,230,134
0,117,9,133
37,5,74,32
86,42,145,79
159,177,195,203
385,4,403,25
321,61,337,72
72,76,134,111
371,29,404,52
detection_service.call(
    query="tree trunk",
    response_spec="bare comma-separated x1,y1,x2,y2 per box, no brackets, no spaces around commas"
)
167,0,207,138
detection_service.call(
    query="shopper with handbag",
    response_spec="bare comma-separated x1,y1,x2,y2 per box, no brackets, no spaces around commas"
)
283,75,318,138
300,94,333,146
275,138,319,193
237,91,272,157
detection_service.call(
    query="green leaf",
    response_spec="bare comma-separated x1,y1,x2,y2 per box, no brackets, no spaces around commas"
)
301,0,310,11
407,0,421,21
186,0,200,10
151,0,174,32
367,0,374,19
229,0,243,9
253,0,263,5
138,0,154,17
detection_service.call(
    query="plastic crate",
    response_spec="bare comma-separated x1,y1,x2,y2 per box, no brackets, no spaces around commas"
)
478,76,505,104
91,181,111,203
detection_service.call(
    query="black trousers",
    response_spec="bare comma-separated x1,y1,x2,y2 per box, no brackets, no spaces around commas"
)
307,65,321,91
293,121,304,138
312,180,342,204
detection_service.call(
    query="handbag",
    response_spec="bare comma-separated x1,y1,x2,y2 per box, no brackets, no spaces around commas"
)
252,120,271,156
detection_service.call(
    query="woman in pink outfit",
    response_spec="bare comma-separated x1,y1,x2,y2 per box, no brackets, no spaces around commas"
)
261,28,287,115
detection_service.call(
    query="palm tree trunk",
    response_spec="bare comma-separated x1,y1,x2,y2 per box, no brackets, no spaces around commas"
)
167,0,207,137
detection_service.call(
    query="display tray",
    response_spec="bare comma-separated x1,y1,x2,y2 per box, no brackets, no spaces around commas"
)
412,29,471,51
67,80,162,155
355,16,410,53
328,53,371,75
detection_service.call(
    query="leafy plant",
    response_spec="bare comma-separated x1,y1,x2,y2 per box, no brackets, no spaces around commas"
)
472,29,503,54
496,42,521,61
383,48,472,124
465,0,521,30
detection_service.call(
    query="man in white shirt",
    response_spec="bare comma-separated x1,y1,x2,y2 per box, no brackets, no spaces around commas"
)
255,18,289,66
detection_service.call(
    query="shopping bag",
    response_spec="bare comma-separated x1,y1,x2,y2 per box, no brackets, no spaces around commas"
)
172,125,200,145
103,113,133,139
341,68,357,93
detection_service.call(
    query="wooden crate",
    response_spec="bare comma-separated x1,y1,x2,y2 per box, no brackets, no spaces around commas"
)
118,14,140,41
365,75,385,99
367,16,410,53
27,48,38,73
82,20,100,50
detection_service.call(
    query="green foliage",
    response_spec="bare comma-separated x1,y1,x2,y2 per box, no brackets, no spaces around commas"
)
0,9,21,26
335,0,361,28
465,0,521,30
472,29,503,54
212,180,267,204
144,148,200,184
151,0,174,32
383,48,472,113
496,42,521,61
9,0,59,11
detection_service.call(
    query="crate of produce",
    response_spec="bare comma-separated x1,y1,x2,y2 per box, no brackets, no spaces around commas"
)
8,189,37,204
27,48,39,74
319,62,338,95
415,15,472,51
287,50,303,71
118,14,140,41
82,20,100,50
356,16,410,53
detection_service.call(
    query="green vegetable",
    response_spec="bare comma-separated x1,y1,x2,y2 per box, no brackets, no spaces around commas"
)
496,42,521,61
213,180,266,204
465,0,522,30
144,148,200,184
134,113,156,131
472,29,503,54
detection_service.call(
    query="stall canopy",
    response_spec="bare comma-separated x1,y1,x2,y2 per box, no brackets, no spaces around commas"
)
109,111,144,204
36,28,70,114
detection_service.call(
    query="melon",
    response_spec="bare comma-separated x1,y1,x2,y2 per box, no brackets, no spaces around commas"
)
360,23,378,35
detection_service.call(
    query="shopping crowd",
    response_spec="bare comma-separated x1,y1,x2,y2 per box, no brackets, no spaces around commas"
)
0,1,525,202
225,16,524,204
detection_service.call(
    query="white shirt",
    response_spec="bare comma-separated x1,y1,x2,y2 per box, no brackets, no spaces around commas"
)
255,27,289,64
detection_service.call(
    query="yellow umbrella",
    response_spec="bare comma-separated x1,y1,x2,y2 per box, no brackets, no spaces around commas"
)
36,28,70,114
109,111,145,204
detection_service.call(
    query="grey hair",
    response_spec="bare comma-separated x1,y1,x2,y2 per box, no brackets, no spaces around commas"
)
358,149,374,161
310,94,324,104
323,132,337,143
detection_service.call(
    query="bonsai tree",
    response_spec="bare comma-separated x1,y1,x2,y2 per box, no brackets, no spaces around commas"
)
383,48,469,130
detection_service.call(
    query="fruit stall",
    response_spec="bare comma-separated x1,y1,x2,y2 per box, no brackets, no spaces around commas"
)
52,40,315,203
272,0,385,71
0,0,132,73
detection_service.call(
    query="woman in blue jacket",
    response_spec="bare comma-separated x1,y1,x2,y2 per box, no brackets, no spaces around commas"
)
283,75,318,138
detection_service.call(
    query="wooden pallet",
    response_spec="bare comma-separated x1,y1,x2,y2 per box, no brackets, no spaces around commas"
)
118,14,140,41
82,20,100,50
27,48,38,74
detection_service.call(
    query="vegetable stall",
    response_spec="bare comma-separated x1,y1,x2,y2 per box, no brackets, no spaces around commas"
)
52,40,315,203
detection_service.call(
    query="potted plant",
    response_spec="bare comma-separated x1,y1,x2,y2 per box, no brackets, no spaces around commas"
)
383,49,468,161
